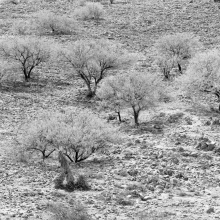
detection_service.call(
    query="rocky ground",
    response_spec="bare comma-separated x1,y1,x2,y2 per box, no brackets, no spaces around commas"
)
1,0,220,219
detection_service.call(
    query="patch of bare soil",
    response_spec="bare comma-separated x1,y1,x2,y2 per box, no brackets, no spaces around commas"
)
1,0,220,219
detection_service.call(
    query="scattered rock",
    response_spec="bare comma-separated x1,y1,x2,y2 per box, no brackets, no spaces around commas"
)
206,207,215,214
184,116,193,125
117,169,128,177
212,119,220,126
116,197,134,206
190,152,199,158
128,169,138,176
214,147,220,154
107,114,117,121
167,112,184,123
204,120,211,126
140,195,153,201
197,137,217,152
135,139,141,144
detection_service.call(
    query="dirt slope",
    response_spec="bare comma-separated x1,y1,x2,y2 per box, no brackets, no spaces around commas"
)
1,0,220,219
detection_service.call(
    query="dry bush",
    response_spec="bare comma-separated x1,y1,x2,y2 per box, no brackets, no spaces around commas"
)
34,10,76,35
97,78,124,122
0,60,20,84
12,145,32,163
18,109,122,162
11,20,36,35
60,39,134,97
17,112,59,160
0,36,52,81
74,175,90,191
48,202,92,220
155,56,177,80
98,72,167,125
155,32,202,79
75,2,104,20
177,49,220,110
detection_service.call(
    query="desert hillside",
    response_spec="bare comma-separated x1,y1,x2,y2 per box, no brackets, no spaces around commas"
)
1,0,220,219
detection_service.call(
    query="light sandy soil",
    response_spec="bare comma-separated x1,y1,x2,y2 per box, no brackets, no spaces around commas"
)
1,0,220,219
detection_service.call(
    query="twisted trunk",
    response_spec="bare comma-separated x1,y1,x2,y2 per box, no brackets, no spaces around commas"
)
54,151,75,190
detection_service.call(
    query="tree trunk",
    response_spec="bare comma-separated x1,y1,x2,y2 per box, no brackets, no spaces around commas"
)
214,91,220,112
132,106,139,126
75,151,79,163
117,111,122,122
86,84,95,98
24,70,29,82
163,68,170,80
177,63,182,74
54,151,75,191
42,150,46,161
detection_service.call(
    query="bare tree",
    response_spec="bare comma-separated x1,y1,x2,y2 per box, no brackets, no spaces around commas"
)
18,109,122,163
0,37,52,81
177,49,220,111
60,39,134,97
155,32,202,78
98,72,165,125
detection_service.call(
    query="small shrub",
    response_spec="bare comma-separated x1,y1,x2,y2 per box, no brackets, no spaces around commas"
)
155,32,202,79
11,20,36,35
155,55,177,80
54,172,66,190
97,81,124,122
0,36,52,81
74,175,90,191
75,2,104,20
0,60,19,84
48,202,92,220
13,146,31,163
177,49,220,110
34,10,76,35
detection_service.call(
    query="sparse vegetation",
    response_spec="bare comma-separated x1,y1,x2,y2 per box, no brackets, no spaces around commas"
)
2,0,220,219
177,49,220,110
98,72,166,125
155,32,202,79
17,112,59,160
34,10,76,35
18,109,121,162
48,202,92,220
75,2,104,20
97,77,124,122
60,39,133,97
11,20,35,35
74,175,91,191
0,37,52,81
